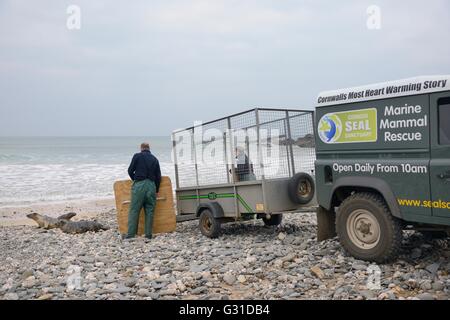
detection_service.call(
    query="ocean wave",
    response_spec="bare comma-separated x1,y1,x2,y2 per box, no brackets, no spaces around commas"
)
0,154,40,162
0,162,175,207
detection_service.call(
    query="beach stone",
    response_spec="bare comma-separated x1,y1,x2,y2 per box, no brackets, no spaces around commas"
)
85,290,97,298
406,279,418,289
167,282,178,291
21,270,34,279
176,280,186,292
78,256,95,264
425,263,440,275
146,271,160,281
22,276,37,289
47,286,65,294
378,291,395,300
420,280,432,291
114,286,131,294
159,289,177,296
125,279,137,288
273,259,283,268
137,289,150,297
246,256,257,264
85,272,97,281
3,293,19,300
104,283,117,292
191,286,207,295
190,264,208,273
278,233,286,241
1,278,14,291
237,275,246,283
311,266,325,279
360,290,376,300
37,294,53,300
223,274,236,285
281,253,296,263
351,263,367,271
159,267,172,275
416,293,434,300
432,281,445,291
149,292,160,299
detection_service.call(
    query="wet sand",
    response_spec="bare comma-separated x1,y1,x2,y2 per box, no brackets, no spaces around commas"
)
0,198,116,227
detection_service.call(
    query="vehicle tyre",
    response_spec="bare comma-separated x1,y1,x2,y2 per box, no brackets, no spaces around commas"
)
199,209,221,238
336,192,402,263
263,214,283,226
288,172,315,204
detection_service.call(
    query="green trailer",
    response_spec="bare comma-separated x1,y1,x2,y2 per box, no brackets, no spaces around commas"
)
172,108,317,238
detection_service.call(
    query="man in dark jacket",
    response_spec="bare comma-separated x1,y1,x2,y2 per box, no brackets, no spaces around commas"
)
125,142,161,239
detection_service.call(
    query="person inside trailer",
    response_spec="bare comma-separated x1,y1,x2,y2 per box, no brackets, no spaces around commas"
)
234,146,256,181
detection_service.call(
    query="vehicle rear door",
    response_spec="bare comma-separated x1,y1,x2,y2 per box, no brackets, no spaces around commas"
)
430,92,450,218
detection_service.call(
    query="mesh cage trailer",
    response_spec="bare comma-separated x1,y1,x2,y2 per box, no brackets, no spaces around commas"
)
172,108,317,237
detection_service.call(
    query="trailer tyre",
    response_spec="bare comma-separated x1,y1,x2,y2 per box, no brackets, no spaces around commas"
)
199,209,221,238
263,214,283,226
288,172,315,204
336,192,402,263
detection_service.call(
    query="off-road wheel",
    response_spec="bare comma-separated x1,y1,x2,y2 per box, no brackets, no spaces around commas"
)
336,192,402,263
199,209,221,238
263,214,283,226
288,172,315,205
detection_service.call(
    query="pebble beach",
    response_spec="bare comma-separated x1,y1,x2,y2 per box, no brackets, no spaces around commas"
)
1,209,449,300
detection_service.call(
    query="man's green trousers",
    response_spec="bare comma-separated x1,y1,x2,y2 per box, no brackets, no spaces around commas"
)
127,179,156,238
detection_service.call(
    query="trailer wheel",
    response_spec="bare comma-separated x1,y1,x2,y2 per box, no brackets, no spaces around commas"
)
199,209,221,238
263,214,283,226
336,192,402,263
288,172,315,204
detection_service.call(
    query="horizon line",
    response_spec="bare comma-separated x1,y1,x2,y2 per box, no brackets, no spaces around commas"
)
0,135,171,138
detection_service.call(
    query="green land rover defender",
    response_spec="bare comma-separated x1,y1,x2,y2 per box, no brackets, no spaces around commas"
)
315,75,450,263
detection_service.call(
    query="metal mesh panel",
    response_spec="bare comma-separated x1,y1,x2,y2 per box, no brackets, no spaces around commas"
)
195,119,229,186
173,108,316,189
257,110,291,179
230,110,256,130
257,110,287,126
173,129,197,188
288,111,316,175
229,110,261,179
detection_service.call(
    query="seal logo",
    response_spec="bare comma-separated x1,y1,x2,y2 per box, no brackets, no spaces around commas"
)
318,113,343,143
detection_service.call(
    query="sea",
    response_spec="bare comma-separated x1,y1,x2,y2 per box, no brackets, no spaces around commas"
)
0,137,175,207
0,136,316,208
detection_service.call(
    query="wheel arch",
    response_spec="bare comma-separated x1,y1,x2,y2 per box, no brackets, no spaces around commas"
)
326,176,402,219
196,202,225,218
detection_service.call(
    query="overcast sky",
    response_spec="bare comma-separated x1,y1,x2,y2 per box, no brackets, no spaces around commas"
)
0,0,449,136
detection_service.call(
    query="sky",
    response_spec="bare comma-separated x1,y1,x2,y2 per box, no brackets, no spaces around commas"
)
0,0,449,136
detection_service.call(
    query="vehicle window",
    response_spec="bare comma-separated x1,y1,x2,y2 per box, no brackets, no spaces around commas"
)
439,98,450,145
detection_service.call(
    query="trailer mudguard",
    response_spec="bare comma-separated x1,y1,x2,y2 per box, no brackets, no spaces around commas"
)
196,202,225,218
